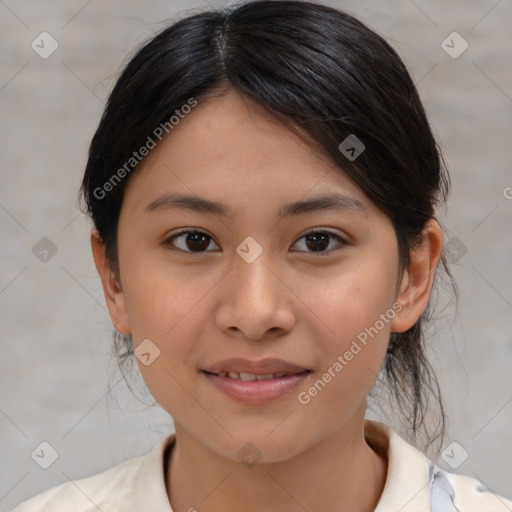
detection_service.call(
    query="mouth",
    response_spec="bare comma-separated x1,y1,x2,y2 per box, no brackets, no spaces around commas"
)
200,367,312,404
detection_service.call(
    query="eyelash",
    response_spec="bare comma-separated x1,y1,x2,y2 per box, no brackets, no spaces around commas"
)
164,228,348,256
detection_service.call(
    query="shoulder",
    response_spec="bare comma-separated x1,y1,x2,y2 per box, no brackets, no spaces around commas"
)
10,435,175,512
365,420,512,512
11,453,145,512
437,468,512,512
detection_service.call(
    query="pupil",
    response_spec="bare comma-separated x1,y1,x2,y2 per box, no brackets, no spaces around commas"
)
187,233,209,251
306,233,329,251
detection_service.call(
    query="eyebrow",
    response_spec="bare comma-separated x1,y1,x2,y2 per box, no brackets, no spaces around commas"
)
144,192,368,218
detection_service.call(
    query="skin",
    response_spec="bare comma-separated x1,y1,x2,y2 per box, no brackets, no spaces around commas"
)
92,90,443,512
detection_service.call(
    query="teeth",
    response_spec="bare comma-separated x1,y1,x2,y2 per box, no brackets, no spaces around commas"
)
256,373,275,381
217,372,293,380
239,372,257,381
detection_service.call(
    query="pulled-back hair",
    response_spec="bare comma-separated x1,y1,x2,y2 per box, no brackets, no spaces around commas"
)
79,0,456,449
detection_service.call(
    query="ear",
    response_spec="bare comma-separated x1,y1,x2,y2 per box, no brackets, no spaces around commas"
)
390,219,443,333
90,229,131,335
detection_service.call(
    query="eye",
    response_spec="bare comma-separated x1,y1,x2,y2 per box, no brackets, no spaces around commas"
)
291,229,348,254
164,228,348,255
164,229,219,253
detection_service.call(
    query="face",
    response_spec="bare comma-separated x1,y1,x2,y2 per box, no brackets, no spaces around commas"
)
97,90,422,463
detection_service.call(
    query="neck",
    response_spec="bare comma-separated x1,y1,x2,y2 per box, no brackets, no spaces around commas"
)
166,411,388,512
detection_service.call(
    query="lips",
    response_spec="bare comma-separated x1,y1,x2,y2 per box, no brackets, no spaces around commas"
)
201,358,312,404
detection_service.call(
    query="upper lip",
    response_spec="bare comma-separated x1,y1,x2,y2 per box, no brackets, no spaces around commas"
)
202,358,311,375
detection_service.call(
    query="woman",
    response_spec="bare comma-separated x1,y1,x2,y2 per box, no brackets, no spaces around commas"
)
12,1,512,511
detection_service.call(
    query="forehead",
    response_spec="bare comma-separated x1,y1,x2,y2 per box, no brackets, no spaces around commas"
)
120,90,374,217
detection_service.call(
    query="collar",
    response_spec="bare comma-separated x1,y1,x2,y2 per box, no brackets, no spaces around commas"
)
128,432,175,511
366,420,432,511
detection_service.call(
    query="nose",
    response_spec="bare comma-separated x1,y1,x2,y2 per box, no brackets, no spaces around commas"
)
214,246,296,340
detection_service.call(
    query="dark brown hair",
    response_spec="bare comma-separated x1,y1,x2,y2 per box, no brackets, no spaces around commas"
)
79,0,456,449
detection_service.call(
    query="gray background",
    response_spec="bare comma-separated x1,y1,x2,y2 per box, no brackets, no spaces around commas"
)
1,0,511,509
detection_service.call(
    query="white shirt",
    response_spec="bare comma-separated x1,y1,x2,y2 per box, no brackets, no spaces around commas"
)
10,420,512,512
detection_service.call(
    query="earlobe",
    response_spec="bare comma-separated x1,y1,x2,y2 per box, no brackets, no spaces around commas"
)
390,219,443,333
90,230,132,335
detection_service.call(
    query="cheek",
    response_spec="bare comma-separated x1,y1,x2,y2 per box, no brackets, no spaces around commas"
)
293,257,397,404
121,252,215,343
301,256,398,345
295,289,394,429
121,254,223,405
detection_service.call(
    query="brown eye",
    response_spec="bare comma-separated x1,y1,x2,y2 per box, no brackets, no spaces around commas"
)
292,230,347,254
165,230,219,253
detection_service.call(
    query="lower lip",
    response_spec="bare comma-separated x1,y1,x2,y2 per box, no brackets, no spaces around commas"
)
202,371,311,405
